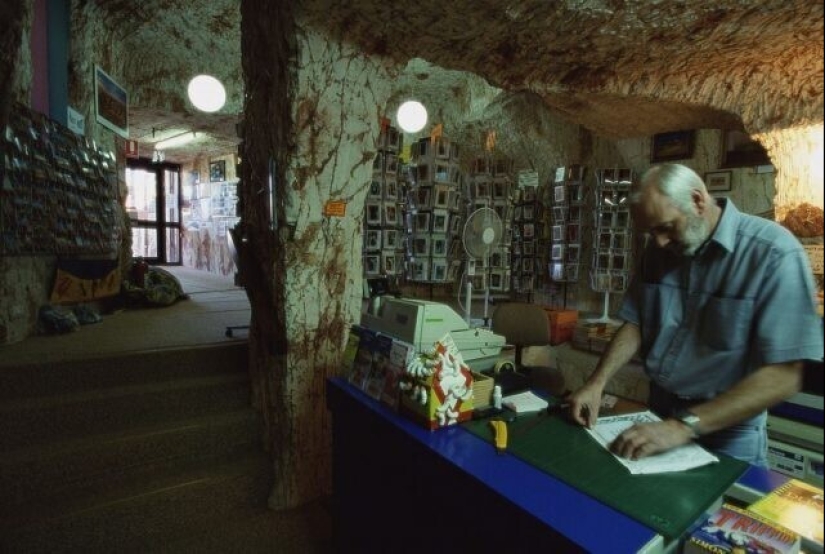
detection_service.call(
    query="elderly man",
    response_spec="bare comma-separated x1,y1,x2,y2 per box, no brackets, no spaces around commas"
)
567,163,823,466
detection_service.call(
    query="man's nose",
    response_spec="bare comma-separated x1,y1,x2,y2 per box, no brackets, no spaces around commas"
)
654,233,671,248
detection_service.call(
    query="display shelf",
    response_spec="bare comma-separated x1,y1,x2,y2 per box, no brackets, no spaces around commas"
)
588,167,634,323
1,103,120,257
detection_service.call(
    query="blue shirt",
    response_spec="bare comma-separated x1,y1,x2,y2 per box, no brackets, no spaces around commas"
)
618,198,823,399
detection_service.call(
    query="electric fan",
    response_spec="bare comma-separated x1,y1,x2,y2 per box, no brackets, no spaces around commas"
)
461,207,503,325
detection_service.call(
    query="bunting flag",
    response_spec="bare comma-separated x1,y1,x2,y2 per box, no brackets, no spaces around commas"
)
430,123,443,144
50,258,121,304
485,129,497,152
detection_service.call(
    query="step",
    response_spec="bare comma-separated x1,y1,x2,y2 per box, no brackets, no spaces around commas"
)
0,342,249,401
0,408,262,512
0,452,285,553
0,373,252,449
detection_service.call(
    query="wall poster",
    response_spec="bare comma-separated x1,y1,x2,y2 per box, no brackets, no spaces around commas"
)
94,65,129,138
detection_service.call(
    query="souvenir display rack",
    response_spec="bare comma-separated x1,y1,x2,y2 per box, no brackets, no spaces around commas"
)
0,104,120,257
464,156,514,297
589,167,634,322
510,162,542,295
402,136,464,284
363,124,404,279
549,165,585,286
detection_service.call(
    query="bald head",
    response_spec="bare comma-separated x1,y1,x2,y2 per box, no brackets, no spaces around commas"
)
631,164,719,256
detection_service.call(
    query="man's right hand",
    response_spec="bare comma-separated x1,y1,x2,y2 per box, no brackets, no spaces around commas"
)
567,383,604,428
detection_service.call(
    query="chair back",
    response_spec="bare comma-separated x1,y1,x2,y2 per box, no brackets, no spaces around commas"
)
491,302,551,366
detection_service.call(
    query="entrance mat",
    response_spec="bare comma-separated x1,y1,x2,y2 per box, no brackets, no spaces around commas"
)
463,411,748,540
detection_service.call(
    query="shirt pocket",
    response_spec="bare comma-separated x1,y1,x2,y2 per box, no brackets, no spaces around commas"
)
699,295,754,351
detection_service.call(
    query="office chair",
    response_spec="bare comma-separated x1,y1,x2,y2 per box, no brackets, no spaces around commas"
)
490,302,565,396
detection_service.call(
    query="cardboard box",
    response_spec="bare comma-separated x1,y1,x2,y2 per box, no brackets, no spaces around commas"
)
471,371,494,409
399,337,474,430
543,308,578,345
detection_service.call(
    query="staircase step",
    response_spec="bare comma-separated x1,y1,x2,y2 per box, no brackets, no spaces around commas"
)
0,373,252,449
0,409,262,512
0,452,287,554
0,342,249,401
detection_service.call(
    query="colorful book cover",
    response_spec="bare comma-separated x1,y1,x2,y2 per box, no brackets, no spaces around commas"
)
683,503,800,554
348,327,377,390
340,327,362,382
363,333,394,400
748,479,824,545
381,339,414,409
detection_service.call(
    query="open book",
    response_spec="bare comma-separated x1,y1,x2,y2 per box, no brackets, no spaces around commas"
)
586,411,719,474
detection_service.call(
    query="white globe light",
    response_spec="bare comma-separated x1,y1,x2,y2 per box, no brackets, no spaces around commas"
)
187,75,226,113
396,100,428,133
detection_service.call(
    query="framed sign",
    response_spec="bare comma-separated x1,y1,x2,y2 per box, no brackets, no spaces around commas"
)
209,159,226,182
651,130,695,163
704,170,732,192
94,66,128,138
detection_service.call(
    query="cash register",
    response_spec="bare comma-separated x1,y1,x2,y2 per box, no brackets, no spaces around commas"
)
360,296,506,373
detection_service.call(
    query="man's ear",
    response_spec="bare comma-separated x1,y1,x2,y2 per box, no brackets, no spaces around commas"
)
691,188,707,215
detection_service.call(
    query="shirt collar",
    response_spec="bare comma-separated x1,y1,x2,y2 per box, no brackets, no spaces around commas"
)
706,197,739,253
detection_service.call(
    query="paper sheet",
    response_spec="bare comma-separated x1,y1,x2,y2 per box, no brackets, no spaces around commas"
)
586,411,719,474
501,390,549,413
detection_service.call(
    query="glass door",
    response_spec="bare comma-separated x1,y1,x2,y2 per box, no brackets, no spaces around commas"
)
125,160,182,264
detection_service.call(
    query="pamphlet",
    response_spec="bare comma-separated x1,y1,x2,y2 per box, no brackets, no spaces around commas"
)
586,411,719,474
501,390,549,413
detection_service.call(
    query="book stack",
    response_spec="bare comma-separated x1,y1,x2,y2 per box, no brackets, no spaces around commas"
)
747,479,824,553
571,321,621,353
683,503,800,554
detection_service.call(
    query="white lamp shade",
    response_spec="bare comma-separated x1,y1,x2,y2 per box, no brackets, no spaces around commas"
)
187,75,226,113
396,100,428,133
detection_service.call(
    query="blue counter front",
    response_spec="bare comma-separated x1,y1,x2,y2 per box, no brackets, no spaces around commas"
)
326,377,785,554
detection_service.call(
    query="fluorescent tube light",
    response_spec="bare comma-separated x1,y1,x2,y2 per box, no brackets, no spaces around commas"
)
155,131,197,150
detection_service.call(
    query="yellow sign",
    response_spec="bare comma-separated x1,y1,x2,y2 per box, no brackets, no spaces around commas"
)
323,200,347,217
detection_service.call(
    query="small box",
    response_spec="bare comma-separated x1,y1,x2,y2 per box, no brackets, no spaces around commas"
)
543,308,579,345
399,337,474,430
471,371,494,409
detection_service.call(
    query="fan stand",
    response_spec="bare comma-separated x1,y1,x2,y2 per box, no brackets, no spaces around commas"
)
587,290,621,325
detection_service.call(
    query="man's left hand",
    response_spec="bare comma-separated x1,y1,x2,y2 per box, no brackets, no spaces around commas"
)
609,420,693,460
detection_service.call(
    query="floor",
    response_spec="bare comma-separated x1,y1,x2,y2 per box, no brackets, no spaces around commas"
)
0,266,251,368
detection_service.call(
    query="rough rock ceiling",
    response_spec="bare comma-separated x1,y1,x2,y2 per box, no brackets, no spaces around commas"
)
105,0,823,165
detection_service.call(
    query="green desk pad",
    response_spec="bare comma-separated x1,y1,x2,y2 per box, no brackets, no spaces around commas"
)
463,410,748,540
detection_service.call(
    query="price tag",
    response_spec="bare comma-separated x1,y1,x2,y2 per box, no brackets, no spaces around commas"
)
323,200,347,217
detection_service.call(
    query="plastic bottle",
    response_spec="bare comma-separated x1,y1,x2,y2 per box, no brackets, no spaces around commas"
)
492,385,503,410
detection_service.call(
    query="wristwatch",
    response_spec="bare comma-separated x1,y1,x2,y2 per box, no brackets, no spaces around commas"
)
673,409,702,438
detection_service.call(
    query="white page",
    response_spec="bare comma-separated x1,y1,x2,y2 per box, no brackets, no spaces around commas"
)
586,411,719,474
501,390,549,413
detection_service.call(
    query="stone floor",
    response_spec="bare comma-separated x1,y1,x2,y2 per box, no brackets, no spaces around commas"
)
0,266,250,368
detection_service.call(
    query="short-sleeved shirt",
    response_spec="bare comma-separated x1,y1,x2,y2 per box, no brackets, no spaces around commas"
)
618,198,823,399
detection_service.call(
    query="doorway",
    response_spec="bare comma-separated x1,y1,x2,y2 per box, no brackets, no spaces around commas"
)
126,160,182,265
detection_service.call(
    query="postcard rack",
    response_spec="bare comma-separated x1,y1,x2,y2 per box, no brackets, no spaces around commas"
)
0,103,120,257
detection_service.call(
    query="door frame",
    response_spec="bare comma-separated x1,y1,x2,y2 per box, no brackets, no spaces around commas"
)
126,157,182,265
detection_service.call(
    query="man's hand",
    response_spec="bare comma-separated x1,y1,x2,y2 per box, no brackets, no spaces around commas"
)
609,419,693,460
567,383,603,428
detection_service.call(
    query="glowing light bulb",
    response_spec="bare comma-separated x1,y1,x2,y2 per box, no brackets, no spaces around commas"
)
396,100,427,133
187,75,226,113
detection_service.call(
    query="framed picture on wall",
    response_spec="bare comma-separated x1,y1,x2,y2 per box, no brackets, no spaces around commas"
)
651,130,695,163
94,66,129,138
705,170,732,192
210,160,226,182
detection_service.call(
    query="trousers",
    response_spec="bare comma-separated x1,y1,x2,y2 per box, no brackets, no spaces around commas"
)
648,381,768,467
